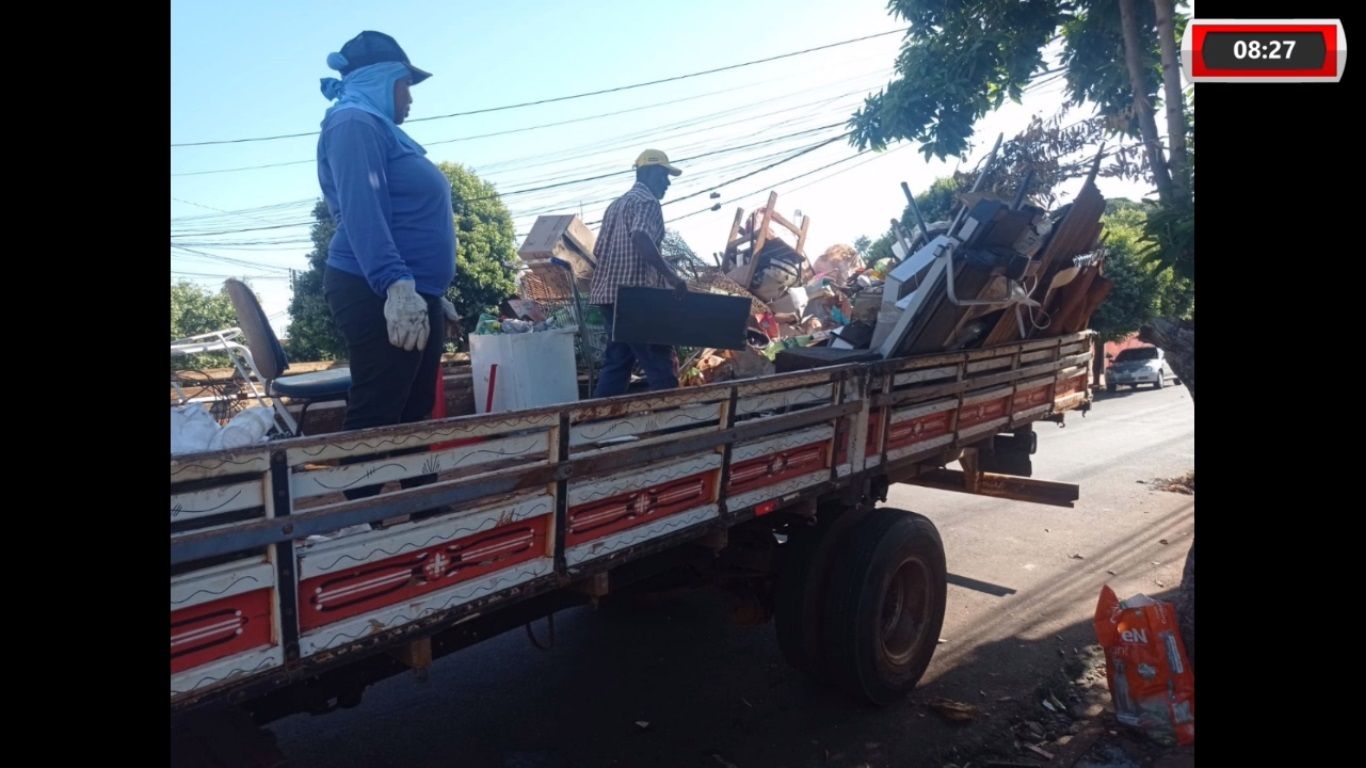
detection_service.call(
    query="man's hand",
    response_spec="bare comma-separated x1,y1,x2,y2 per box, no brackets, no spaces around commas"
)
385,279,430,351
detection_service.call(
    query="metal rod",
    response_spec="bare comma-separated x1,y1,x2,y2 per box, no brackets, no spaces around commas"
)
949,133,1004,237
901,181,932,242
1012,170,1035,210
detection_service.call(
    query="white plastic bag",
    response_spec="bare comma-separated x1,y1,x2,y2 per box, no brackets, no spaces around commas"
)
171,404,222,455
171,404,277,455
212,407,277,450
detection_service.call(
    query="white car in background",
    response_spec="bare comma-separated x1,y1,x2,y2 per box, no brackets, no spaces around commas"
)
1106,346,1174,391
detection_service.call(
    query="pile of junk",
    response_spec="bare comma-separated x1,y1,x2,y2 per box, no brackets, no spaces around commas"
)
500,135,1113,393
679,136,1114,380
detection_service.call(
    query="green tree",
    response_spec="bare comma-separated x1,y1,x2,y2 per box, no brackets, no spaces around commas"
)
853,236,872,258
441,161,519,336
866,231,896,265
171,281,239,370
284,200,340,362
850,1,1166,162
285,164,519,359
1089,202,1167,344
907,175,965,225
171,281,238,342
848,0,1192,276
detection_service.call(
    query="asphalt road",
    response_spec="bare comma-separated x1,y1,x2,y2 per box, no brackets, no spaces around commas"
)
271,383,1195,768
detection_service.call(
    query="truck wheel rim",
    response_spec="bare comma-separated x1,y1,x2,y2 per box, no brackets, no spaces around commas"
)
880,557,929,664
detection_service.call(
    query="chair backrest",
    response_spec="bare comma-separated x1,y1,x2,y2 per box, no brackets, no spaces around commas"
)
224,279,290,381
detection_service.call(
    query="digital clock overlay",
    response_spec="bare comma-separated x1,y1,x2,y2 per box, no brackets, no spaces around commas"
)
1181,19,1346,82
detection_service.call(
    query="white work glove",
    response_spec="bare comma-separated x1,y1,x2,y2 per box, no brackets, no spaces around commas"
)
439,296,463,338
385,279,430,351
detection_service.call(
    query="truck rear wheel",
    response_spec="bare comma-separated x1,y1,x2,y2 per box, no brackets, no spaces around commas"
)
819,507,947,705
773,510,846,683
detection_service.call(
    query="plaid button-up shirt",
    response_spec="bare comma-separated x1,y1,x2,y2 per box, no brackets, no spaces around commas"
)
589,182,668,305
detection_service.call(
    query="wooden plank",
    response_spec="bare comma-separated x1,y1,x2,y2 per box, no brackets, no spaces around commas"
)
892,365,960,387
907,469,1079,507
569,402,723,447
296,493,554,580
889,398,959,424
171,646,284,699
893,350,972,370
285,412,558,465
290,432,552,500
565,505,718,567
170,557,274,611
965,343,1015,361
731,425,834,462
742,191,780,288
767,209,803,239
727,469,830,512
736,383,836,416
570,385,729,424
1049,267,1100,333
885,433,955,464
297,559,555,657
171,451,270,484
1067,275,1114,334
962,385,1016,406
966,356,1014,374
568,454,722,505
172,479,266,525
735,369,839,396
959,417,1010,440
982,182,1106,346
723,207,745,260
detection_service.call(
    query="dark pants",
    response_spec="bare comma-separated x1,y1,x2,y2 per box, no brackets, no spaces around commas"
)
593,304,678,398
325,266,445,504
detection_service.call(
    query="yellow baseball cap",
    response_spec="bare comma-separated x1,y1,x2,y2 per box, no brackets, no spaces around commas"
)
634,149,683,176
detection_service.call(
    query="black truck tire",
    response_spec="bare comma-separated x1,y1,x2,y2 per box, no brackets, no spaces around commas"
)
773,510,848,683
819,507,947,705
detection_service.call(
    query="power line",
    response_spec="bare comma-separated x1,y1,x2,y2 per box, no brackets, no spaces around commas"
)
660,134,851,209
173,125,851,238
170,197,317,224
171,28,908,147
172,270,291,281
171,67,891,178
485,123,848,203
665,148,872,224
171,245,296,273
169,72,834,177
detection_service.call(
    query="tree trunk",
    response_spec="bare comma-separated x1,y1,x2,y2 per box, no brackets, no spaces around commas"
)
1141,316,1194,670
1176,536,1194,668
1119,0,1173,203
1152,0,1189,192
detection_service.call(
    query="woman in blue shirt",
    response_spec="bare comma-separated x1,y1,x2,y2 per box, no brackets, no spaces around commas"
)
317,31,459,503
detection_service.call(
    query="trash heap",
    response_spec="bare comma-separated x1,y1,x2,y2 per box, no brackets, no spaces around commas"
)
680,144,1113,381
502,142,1113,387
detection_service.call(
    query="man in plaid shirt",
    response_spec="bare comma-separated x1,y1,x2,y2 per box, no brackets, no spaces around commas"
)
590,149,690,397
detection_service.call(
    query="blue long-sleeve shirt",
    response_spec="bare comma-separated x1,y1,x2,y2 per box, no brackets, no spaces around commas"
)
317,109,457,297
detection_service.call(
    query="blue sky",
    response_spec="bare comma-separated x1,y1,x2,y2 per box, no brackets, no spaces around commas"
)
171,0,1158,333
